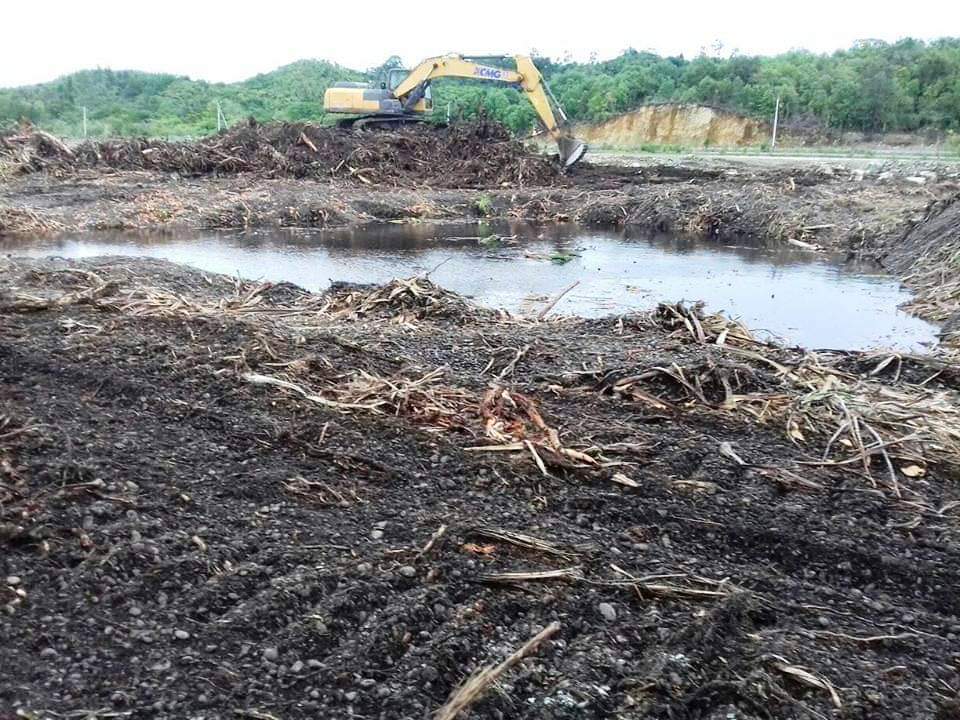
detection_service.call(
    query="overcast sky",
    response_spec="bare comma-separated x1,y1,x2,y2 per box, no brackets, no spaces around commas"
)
2,1,954,88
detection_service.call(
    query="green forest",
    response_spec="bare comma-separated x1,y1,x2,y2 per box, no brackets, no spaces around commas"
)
1,38,959,139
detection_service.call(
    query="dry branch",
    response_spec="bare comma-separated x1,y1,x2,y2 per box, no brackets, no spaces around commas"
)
479,568,583,585
537,281,580,320
434,622,561,720
602,302,960,503
609,564,737,601
469,527,579,559
4,281,119,312
770,657,842,709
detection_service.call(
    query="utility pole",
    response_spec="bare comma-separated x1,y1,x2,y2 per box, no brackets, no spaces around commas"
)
82,106,87,139
771,95,781,151
216,101,224,132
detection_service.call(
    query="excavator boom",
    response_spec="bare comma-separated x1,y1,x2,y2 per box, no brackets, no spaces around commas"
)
323,54,587,167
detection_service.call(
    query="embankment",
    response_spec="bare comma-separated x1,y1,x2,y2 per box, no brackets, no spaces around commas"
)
573,103,770,149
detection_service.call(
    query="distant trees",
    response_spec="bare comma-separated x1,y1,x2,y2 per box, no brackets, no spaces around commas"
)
0,60,363,137
1,39,958,138
434,38,960,135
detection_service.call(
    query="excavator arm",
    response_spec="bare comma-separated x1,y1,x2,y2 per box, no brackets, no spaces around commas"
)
392,55,586,167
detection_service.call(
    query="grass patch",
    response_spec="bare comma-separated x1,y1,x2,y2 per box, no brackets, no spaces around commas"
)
475,194,493,217
638,143,688,154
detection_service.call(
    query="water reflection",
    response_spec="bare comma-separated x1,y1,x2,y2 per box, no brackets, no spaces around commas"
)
1,221,938,351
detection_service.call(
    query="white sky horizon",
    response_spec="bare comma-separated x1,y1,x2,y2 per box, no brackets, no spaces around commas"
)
2,1,955,89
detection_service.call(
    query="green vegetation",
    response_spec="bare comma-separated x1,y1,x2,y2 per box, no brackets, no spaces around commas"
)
0,60,362,137
474,194,494,217
549,252,578,264
638,142,688,154
2,38,960,138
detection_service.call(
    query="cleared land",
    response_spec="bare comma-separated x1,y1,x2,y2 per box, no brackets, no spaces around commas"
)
2,123,960,719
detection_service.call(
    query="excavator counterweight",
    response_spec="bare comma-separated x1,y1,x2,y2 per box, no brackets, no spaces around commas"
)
323,54,587,168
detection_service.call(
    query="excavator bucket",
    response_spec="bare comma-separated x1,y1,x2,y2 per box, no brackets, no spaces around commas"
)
558,136,587,168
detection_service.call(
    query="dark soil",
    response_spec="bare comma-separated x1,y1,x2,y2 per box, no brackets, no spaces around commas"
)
866,192,960,335
880,193,960,274
2,257,959,719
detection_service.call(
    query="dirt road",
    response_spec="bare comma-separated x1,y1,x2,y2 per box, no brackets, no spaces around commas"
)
589,149,960,171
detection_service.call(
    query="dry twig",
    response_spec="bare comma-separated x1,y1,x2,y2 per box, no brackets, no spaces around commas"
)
434,622,561,720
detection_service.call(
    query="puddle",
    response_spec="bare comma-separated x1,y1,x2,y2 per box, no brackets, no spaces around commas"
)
1,221,939,351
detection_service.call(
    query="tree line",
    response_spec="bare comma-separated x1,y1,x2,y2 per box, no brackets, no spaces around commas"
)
1,38,958,139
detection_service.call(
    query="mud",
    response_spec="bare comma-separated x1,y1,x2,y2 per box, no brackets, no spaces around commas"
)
2,257,960,719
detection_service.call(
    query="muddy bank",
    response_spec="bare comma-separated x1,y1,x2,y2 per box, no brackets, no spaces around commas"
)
1,159,950,251
878,193,960,342
2,256,960,719
1,121,955,252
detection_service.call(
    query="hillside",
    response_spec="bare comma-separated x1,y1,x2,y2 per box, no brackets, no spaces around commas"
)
1,38,959,139
0,60,363,137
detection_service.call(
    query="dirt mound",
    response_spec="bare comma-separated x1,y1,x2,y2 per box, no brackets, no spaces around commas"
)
0,121,562,188
321,277,496,322
883,193,960,332
883,193,960,273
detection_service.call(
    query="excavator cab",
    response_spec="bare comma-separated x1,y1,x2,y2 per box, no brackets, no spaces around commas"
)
382,68,432,108
385,68,406,91
325,72,431,123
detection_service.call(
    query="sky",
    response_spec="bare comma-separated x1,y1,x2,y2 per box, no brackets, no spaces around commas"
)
2,1,955,88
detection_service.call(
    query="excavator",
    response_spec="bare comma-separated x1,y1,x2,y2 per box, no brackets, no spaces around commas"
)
323,54,587,167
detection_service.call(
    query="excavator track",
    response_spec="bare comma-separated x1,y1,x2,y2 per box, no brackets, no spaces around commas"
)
336,115,435,131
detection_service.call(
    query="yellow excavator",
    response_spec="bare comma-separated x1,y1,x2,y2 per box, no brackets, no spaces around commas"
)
323,54,587,167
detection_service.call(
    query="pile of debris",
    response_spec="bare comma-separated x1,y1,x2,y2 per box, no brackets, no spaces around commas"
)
0,120,562,187
319,277,498,322
1,128,74,177
0,206,63,235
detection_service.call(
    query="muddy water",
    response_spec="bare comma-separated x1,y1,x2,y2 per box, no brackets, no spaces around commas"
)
2,221,939,351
